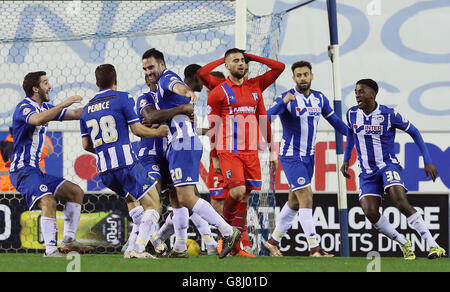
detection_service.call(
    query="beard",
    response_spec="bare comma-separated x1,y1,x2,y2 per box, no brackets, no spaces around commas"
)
38,88,50,102
230,70,245,80
297,82,311,93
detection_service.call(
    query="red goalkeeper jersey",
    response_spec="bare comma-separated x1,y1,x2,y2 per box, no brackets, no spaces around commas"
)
207,78,272,155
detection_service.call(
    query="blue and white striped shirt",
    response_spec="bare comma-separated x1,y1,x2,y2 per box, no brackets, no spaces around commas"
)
268,88,347,157
154,69,197,144
80,89,139,173
136,90,167,157
346,104,410,174
10,97,66,172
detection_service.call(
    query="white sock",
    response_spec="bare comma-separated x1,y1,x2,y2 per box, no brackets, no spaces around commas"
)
407,212,438,247
135,210,160,253
298,208,319,249
374,215,408,245
192,198,233,237
126,223,139,253
126,206,145,252
129,205,145,225
173,207,189,252
63,202,81,242
272,203,297,243
157,212,175,243
41,216,58,255
190,213,212,236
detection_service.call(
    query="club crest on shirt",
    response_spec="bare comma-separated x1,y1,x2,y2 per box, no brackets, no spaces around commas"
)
140,99,148,108
252,93,259,101
374,115,384,123
226,169,232,179
22,108,31,116
39,184,48,192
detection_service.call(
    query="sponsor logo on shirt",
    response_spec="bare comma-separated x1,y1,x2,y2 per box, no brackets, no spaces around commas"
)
364,125,383,135
233,106,257,114
307,107,321,116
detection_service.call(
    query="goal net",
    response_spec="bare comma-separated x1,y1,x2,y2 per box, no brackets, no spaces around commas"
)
0,1,282,255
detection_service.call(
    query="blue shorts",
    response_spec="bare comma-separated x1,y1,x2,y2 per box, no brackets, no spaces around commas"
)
10,166,66,210
140,153,172,193
359,164,407,200
167,137,203,187
280,155,315,191
100,162,157,201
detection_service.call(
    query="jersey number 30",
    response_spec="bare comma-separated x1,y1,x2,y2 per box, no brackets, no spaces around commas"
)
86,115,118,148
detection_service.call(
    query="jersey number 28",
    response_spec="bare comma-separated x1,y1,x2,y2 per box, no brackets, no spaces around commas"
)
86,115,118,148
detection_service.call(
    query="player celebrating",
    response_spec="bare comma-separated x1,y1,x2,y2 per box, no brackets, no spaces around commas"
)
264,61,348,257
80,64,169,259
142,48,240,259
9,71,92,257
137,67,218,257
341,79,446,260
207,48,279,256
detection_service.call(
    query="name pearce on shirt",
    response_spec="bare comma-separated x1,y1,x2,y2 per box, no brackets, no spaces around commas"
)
88,101,110,113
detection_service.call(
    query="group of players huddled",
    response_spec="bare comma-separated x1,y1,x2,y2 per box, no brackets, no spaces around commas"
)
9,47,446,260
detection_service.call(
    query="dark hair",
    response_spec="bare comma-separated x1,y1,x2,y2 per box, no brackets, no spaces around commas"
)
356,79,379,94
142,48,165,63
291,61,312,73
95,64,117,89
224,48,245,60
184,64,202,79
23,71,46,97
210,71,225,79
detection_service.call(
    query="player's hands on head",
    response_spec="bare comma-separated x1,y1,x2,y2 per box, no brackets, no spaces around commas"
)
340,161,351,179
424,163,438,182
283,92,295,104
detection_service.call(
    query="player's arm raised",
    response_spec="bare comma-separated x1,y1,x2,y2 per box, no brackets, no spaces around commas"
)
62,107,83,121
197,58,225,91
172,82,198,104
28,95,82,126
244,53,285,92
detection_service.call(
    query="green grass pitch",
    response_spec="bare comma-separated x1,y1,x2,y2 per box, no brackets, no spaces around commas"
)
0,254,449,272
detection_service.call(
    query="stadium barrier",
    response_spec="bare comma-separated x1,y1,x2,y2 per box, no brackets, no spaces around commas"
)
1,192,448,257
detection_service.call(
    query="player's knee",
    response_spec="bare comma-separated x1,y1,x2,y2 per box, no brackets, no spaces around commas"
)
362,207,380,224
70,185,84,204
38,195,57,212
